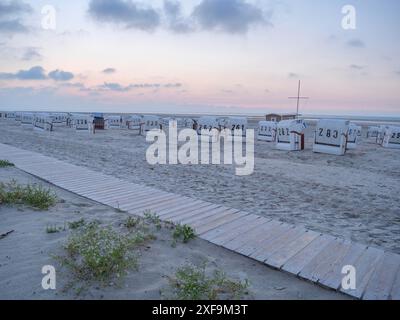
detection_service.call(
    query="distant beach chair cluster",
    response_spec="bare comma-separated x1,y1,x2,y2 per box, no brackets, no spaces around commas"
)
1,111,399,153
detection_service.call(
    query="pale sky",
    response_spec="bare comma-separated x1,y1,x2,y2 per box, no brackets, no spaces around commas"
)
0,0,399,115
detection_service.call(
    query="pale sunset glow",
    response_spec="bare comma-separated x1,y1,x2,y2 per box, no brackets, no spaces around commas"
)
0,0,399,115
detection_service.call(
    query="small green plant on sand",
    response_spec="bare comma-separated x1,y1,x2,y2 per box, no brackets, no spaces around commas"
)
124,216,140,229
144,210,162,229
0,160,14,168
173,224,196,244
167,264,249,300
0,180,57,210
68,218,86,230
58,222,154,286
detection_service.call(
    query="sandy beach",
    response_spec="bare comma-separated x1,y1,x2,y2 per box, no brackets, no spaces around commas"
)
0,166,348,299
0,120,399,255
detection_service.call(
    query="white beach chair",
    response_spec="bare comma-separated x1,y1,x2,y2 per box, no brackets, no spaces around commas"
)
347,123,362,149
21,112,34,128
222,117,248,137
142,115,162,135
106,115,123,129
276,119,306,151
197,116,220,143
72,115,94,134
313,119,349,155
258,121,277,142
33,113,53,132
127,115,142,135
382,126,400,149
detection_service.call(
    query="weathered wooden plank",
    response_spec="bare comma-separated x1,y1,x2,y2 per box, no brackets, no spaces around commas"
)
266,230,321,269
179,206,238,226
169,205,226,224
221,217,272,251
128,196,189,215
363,252,400,300
183,208,240,231
282,234,336,276
120,193,177,211
298,239,353,283
213,216,264,247
86,186,146,201
339,246,385,299
202,214,260,243
252,227,309,263
195,212,247,236
319,242,367,290
161,203,221,221
157,200,208,218
236,221,290,257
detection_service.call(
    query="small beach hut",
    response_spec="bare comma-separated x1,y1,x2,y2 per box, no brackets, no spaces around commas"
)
382,126,400,149
127,115,142,135
347,123,362,149
276,119,306,151
50,113,68,127
72,115,94,133
106,115,123,129
313,119,349,155
142,115,162,135
258,121,277,142
33,113,53,132
221,117,248,137
21,113,34,127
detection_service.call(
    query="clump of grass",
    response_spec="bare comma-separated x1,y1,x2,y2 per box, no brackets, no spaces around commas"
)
0,180,57,210
58,222,153,285
144,210,162,229
167,264,249,300
0,160,14,168
124,216,140,229
173,224,196,244
68,218,86,230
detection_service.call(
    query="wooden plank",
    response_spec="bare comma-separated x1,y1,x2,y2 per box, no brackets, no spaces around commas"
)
221,217,272,251
195,212,248,236
363,252,400,300
168,205,225,224
298,239,353,283
183,208,240,231
120,193,177,211
236,221,290,257
157,200,208,218
86,186,146,201
319,242,367,290
201,214,260,243
179,206,238,226
266,230,321,269
212,216,264,247
128,196,189,215
339,246,385,299
281,234,336,276
252,227,309,263
161,203,220,221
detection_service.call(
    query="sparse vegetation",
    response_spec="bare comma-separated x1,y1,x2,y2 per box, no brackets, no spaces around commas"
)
58,222,154,286
0,160,14,168
124,216,140,229
173,224,196,244
144,210,162,229
68,218,86,230
0,180,57,210
166,264,250,300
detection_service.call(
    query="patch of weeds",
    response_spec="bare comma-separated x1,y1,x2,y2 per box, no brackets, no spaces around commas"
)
57,222,154,287
0,160,14,168
124,216,140,229
173,224,196,245
144,210,162,229
0,180,57,210
68,218,86,230
166,264,250,300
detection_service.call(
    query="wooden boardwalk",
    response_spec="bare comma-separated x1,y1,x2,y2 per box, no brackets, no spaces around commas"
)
0,143,399,300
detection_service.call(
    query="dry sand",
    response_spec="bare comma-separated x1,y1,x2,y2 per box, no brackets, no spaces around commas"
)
0,121,399,254
0,167,348,299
